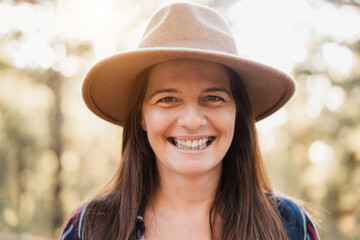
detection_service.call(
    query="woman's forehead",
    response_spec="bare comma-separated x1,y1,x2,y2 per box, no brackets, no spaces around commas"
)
147,59,231,89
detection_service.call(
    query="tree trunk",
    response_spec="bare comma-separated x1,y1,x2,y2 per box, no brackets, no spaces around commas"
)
47,71,63,231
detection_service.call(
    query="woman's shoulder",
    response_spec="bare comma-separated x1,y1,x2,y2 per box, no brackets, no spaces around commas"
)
60,203,88,240
274,194,320,240
60,193,121,240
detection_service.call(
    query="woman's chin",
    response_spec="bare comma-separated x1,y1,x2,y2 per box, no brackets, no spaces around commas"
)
160,160,222,179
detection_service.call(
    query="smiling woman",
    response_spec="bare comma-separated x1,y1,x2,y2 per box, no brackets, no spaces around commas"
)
61,2,319,240
141,60,236,178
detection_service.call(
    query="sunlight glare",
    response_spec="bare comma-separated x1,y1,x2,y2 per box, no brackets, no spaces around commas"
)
93,33,118,59
59,55,80,77
310,53,327,72
56,0,131,59
258,133,275,153
256,108,287,152
126,21,147,50
51,44,67,72
308,141,333,164
227,0,310,73
12,35,55,69
326,86,346,111
305,98,322,118
0,3,15,34
311,3,360,42
322,43,354,78
14,3,38,33
256,108,288,133
305,74,333,118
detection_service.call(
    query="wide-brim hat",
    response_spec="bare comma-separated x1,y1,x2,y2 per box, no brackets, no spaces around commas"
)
82,2,296,126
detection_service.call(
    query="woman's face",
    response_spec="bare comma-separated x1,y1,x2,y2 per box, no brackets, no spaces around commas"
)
141,59,236,177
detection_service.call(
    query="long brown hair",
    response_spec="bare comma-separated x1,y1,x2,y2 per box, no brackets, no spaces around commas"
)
82,64,289,240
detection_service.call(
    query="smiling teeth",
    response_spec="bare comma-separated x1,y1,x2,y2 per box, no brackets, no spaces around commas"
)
172,137,214,150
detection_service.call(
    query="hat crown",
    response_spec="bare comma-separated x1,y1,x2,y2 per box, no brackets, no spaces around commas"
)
139,3,238,54
82,2,295,126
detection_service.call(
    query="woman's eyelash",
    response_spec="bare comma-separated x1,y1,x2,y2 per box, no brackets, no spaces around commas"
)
204,95,224,102
157,96,178,103
156,95,225,104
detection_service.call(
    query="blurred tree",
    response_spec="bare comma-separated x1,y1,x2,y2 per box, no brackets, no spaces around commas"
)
284,6,360,239
0,100,36,233
0,0,359,239
326,0,360,7
47,70,64,233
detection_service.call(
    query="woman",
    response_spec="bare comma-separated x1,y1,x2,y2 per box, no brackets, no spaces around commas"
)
61,2,319,240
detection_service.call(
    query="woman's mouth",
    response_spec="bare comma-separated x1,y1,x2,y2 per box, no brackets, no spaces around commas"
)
168,137,215,150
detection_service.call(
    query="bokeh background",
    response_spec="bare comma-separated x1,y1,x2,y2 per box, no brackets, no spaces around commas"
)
0,0,359,239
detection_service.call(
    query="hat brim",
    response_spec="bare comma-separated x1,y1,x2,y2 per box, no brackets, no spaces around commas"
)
82,47,296,126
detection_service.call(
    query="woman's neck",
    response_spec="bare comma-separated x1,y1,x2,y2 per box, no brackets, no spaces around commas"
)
151,164,222,213
143,165,222,240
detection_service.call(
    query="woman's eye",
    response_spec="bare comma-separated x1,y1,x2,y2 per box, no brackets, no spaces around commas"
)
204,95,224,102
157,97,178,103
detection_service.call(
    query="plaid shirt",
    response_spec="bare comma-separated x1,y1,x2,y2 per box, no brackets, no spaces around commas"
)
61,204,87,240
61,196,319,240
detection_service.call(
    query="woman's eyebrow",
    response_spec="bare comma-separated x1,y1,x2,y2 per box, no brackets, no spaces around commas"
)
203,87,231,96
148,88,181,99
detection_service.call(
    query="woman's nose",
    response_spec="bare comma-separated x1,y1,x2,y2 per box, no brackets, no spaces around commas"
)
177,103,207,131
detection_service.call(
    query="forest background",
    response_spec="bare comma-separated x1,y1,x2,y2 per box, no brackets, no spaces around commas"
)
0,0,359,239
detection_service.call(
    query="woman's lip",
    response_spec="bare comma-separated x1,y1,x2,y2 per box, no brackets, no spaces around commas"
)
167,137,216,152
167,136,214,141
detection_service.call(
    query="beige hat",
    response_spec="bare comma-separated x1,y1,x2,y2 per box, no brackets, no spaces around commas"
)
82,2,296,126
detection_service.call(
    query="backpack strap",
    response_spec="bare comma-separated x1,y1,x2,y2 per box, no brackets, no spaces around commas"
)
304,211,320,240
276,196,320,240
61,203,88,240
